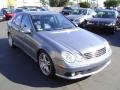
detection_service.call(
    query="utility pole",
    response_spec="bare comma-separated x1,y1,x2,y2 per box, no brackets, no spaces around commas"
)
77,0,80,8
23,0,25,6
97,0,98,8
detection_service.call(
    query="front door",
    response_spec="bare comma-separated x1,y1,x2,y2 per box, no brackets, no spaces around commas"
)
18,14,37,60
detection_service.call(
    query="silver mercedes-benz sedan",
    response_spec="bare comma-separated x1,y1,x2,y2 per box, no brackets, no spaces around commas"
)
7,11,112,79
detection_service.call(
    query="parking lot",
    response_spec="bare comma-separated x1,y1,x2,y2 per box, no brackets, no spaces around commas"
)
0,21,120,90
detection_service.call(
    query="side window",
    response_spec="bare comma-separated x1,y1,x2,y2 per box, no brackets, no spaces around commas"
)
89,9,95,15
21,15,31,31
13,15,22,26
88,10,91,15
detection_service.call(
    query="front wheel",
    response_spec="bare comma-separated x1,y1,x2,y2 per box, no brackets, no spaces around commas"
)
38,50,55,78
80,20,87,28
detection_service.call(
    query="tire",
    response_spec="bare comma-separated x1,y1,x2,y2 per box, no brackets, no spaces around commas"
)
38,50,55,78
80,20,87,28
8,34,16,48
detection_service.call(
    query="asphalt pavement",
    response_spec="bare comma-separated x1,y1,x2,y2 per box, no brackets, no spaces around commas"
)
0,21,120,90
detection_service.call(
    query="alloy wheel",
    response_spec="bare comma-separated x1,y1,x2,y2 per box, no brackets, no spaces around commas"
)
38,52,53,76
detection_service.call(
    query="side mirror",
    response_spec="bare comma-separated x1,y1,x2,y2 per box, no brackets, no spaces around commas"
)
21,25,31,34
21,29,31,34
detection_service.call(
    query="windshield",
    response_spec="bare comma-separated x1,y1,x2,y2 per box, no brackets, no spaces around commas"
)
64,7,72,10
71,9,87,15
14,9,23,13
95,11,116,18
32,14,75,31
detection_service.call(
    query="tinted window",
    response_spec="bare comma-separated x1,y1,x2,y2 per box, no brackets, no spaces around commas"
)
95,11,116,18
14,9,23,13
32,14,75,31
13,15,22,26
88,9,95,14
72,9,87,15
64,7,71,10
21,15,31,30
29,8,37,11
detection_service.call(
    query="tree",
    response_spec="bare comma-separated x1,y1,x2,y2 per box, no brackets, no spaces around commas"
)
39,0,47,5
79,2,91,8
49,0,59,7
104,0,120,8
49,0,69,7
59,0,69,7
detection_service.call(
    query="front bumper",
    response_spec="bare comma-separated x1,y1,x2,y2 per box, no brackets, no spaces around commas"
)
86,24,115,32
55,57,111,79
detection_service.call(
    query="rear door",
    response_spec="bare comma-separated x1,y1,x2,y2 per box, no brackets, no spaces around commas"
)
9,14,23,48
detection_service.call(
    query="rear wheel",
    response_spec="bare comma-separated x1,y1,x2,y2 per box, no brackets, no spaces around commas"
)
38,50,55,78
8,34,15,48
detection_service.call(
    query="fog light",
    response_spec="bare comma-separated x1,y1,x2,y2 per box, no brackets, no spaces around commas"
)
71,73,75,77
64,72,71,76
75,71,80,75
64,72,76,77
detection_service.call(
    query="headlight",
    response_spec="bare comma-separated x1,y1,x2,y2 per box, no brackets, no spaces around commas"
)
87,22,94,25
73,53,84,62
61,51,84,63
107,23,115,26
104,41,112,52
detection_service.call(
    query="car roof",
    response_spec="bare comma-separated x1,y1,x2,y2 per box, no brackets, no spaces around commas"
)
19,11,58,16
72,8,93,10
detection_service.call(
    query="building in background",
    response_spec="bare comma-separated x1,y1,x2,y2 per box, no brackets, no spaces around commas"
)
15,0,50,7
0,0,44,9
15,0,41,7
0,0,7,9
0,0,106,9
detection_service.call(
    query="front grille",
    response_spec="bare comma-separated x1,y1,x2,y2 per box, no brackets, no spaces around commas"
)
95,47,106,57
84,52,93,59
84,47,106,59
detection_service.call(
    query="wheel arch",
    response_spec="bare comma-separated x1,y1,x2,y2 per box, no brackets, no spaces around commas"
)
36,47,52,62
36,48,56,76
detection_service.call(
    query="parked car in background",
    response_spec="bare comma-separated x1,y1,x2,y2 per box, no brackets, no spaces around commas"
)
61,6,73,15
1,8,15,20
1,8,9,15
14,8,24,13
66,8,96,27
0,11,5,21
85,9,120,34
5,10,15,20
7,11,112,80
117,9,120,15
18,6,47,11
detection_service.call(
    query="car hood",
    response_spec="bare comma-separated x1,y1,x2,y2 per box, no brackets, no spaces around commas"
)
37,28,106,53
89,18,117,24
